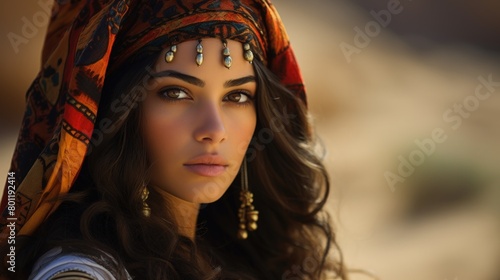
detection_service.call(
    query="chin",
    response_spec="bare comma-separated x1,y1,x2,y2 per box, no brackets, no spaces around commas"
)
187,184,228,204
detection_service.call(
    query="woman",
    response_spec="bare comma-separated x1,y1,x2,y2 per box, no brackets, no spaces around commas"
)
0,0,345,279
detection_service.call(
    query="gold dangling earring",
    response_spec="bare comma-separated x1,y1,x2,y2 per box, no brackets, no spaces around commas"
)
237,158,259,239
141,185,151,217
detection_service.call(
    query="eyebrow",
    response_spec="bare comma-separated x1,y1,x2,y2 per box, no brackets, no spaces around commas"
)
151,70,205,87
224,76,256,88
150,70,255,88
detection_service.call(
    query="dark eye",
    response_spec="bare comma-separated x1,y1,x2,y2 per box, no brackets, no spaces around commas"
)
225,91,251,103
158,87,190,100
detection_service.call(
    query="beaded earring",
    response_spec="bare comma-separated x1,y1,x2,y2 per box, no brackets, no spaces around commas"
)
237,158,259,239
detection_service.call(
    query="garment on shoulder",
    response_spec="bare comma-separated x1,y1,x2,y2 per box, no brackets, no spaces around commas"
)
28,247,132,280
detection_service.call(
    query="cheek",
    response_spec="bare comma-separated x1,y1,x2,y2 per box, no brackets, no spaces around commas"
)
226,107,257,150
142,109,188,162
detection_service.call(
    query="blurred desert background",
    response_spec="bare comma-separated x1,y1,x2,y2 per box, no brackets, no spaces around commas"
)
1,0,499,279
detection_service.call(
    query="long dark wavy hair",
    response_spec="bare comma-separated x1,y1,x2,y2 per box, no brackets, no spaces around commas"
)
12,49,346,279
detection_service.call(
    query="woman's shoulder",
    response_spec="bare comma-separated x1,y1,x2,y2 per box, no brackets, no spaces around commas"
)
28,247,131,280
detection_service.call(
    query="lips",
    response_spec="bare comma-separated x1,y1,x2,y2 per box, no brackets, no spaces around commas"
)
184,154,229,177
184,164,226,177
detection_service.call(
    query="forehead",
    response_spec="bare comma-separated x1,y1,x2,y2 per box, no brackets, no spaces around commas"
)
152,38,255,81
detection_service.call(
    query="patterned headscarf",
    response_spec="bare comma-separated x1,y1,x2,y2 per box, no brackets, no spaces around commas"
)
0,0,306,249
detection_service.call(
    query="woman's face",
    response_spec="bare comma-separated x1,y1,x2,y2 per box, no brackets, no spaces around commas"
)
142,38,257,203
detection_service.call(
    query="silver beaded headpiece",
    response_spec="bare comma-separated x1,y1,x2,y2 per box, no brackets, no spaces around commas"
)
164,39,254,69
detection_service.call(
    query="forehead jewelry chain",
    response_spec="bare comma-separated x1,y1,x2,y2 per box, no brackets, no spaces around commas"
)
196,39,204,66
222,40,232,69
164,45,177,63
243,43,254,64
164,39,254,67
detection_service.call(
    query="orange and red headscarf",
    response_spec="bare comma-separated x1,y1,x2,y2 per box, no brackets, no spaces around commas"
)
0,0,306,252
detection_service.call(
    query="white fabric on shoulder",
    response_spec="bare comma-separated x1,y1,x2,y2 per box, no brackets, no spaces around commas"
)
29,247,130,280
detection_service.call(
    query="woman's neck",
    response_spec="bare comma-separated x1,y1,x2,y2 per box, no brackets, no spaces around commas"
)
152,186,200,241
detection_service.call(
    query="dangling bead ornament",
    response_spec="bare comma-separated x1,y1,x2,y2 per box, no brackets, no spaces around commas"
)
237,158,259,239
165,39,254,67
196,39,203,66
222,40,232,69
164,44,177,63
141,186,151,217
243,43,254,64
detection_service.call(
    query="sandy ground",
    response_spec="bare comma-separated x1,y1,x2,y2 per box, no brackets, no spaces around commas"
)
1,1,500,279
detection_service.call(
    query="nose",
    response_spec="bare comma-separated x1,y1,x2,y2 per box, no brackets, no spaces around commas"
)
193,102,227,144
